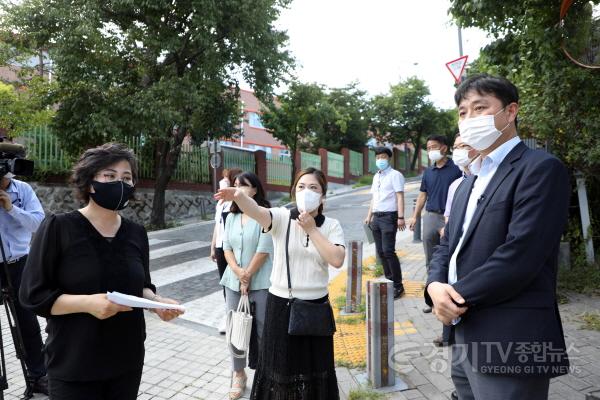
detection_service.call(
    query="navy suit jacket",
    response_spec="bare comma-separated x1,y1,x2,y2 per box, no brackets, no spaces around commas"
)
425,142,570,378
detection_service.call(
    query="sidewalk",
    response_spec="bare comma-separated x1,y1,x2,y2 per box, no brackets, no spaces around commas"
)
336,230,600,400
1,225,599,399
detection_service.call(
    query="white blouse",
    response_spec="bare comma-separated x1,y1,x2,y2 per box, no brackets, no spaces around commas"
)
267,207,345,300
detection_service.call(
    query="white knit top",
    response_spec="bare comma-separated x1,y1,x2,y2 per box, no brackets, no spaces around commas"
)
267,207,345,300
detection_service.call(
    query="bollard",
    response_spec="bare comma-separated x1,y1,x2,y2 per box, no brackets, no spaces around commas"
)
343,240,363,314
412,199,422,243
366,280,395,388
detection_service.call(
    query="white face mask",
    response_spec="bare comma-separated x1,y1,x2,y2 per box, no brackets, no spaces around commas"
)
452,148,472,167
4,172,15,179
295,189,322,213
458,108,511,151
428,150,443,162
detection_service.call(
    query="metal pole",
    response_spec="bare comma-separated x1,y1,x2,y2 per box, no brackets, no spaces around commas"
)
240,101,245,148
212,138,218,194
343,241,363,314
576,172,595,264
458,25,464,57
412,199,422,243
367,280,395,388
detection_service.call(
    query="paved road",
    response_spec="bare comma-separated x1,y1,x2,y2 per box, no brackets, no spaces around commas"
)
147,182,421,332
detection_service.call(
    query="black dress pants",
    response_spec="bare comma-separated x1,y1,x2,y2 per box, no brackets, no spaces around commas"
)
371,212,403,289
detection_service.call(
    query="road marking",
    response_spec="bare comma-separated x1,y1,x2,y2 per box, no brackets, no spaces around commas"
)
149,241,210,260
152,258,217,287
149,238,170,246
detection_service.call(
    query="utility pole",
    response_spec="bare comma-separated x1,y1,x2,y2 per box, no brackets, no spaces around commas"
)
240,100,245,148
458,25,464,57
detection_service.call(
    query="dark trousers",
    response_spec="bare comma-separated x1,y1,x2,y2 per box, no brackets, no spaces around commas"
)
49,368,143,400
1,257,46,378
215,247,228,299
371,212,403,289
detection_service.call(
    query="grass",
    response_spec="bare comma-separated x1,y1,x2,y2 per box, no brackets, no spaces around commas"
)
277,195,291,206
581,312,600,331
348,387,386,400
352,175,373,188
372,264,384,277
557,264,600,297
336,359,367,370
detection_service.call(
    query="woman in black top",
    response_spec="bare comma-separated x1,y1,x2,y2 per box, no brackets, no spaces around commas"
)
19,143,183,400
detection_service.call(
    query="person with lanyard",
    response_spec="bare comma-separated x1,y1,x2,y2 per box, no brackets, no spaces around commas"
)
0,135,48,396
215,167,345,400
220,171,273,400
211,167,243,334
19,143,183,399
408,134,462,313
364,146,406,299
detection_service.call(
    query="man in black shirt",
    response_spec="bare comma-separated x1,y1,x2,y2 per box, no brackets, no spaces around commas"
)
408,135,462,314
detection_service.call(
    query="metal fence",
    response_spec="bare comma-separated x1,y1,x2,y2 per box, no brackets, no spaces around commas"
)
19,126,71,174
125,136,155,180
327,151,344,178
368,150,377,173
420,149,429,169
300,151,321,170
266,154,292,187
223,146,256,173
349,150,363,176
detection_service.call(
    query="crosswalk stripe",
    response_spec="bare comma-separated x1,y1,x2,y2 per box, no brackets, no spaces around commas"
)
148,238,170,246
152,258,217,288
149,241,210,260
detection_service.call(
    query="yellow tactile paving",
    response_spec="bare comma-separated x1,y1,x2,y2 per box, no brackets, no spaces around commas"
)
330,262,424,367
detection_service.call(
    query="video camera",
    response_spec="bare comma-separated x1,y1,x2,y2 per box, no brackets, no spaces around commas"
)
0,138,34,177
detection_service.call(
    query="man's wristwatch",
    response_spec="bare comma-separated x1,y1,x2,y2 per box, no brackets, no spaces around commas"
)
398,217,405,220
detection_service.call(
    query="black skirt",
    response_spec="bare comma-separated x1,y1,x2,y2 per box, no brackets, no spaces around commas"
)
250,292,339,400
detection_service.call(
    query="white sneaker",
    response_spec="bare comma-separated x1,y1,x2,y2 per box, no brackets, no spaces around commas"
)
218,314,227,334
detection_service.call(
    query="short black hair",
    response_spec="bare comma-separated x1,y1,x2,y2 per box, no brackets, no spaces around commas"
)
71,143,138,202
454,74,519,107
426,135,448,147
374,146,392,158
230,171,271,213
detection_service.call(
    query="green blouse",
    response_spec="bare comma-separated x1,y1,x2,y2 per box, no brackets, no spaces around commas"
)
220,212,273,292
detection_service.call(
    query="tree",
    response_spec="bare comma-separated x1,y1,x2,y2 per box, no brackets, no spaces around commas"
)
316,82,370,153
1,0,293,227
370,77,455,170
449,0,600,255
0,79,54,137
261,82,333,181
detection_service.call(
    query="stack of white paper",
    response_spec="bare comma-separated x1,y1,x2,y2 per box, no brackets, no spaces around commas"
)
107,291,186,312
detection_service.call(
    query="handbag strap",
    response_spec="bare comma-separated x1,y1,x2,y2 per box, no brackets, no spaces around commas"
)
285,216,293,302
236,294,250,314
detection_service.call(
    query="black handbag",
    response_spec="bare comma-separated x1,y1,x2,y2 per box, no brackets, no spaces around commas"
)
285,216,336,336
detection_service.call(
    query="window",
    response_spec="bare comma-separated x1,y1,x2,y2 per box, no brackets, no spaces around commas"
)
248,112,265,129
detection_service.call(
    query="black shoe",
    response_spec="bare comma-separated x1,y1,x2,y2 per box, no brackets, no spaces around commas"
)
432,335,448,347
26,375,49,396
394,287,405,299
422,306,432,313
451,390,458,400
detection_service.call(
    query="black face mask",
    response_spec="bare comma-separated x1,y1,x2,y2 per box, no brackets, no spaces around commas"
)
90,181,134,211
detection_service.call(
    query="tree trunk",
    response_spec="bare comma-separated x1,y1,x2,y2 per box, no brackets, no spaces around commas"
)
289,135,299,189
150,126,186,228
410,142,421,171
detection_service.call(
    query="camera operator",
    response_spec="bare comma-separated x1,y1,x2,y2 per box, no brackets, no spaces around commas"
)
0,134,48,395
